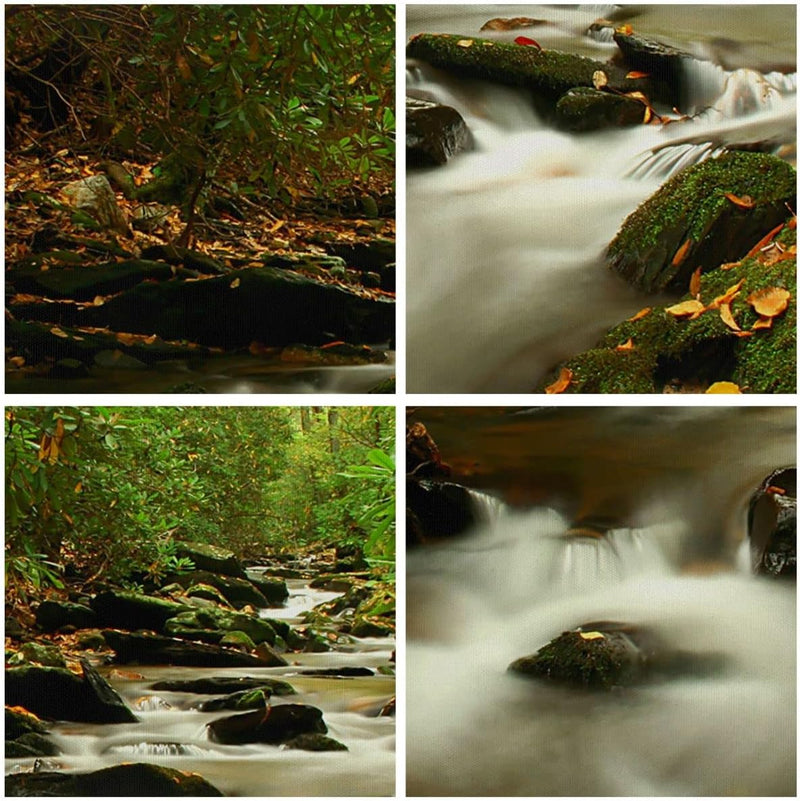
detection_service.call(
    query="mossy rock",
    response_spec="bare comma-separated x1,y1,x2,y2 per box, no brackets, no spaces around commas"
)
185,583,233,607
76,630,107,650
6,707,49,739
283,733,348,751
18,642,67,668
196,687,272,712
6,732,60,757
607,152,796,293
555,86,646,132
542,222,796,393
164,608,276,645
151,676,296,696
350,617,394,638
174,541,246,578
220,630,257,650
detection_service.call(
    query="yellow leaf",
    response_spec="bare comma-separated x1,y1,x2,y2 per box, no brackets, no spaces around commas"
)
230,278,241,289
626,70,650,79
456,39,474,48
592,70,608,89
93,295,105,306
671,238,692,267
616,24,633,35
615,338,635,351
50,326,69,338
665,299,705,317
579,631,605,640
705,381,741,394
746,287,790,318
347,73,360,85
751,315,774,330
544,366,573,394
10,356,25,367
718,303,741,331
708,278,745,309
74,482,82,493
627,307,651,322
689,266,702,298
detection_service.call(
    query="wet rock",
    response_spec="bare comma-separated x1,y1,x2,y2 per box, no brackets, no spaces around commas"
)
407,479,479,545
60,174,129,236
407,99,473,168
247,574,290,605
76,630,107,651
164,607,277,645
208,703,327,745
300,667,375,677
196,687,272,712
748,468,796,578
351,618,394,638
6,732,60,757
90,590,191,632
279,343,387,366
5,763,223,796
300,633,331,654
6,660,138,723
555,86,647,132
283,733,348,751
101,630,278,667
35,600,97,632
12,642,67,668
50,358,90,379
220,630,256,650
184,582,232,606
6,707,49,739
171,570,270,609
607,151,796,293
175,541,247,578
406,33,647,101
151,676,296,696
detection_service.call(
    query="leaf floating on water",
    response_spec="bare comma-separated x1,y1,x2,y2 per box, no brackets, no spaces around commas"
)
705,381,742,394
592,70,608,89
514,36,541,48
615,338,635,351
724,192,756,209
544,366,572,394
456,39,474,48
747,287,790,317
671,238,692,267
718,303,741,331
689,266,702,298
579,631,605,640
627,307,651,322
665,299,704,317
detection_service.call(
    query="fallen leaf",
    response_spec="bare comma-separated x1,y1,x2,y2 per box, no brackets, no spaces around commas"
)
616,24,633,35
671,238,692,266
746,286,790,317
751,315,774,330
718,303,741,331
514,36,541,48
746,222,784,258
665,299,704,317
643,105,653,124
50,326,69,338
766,485,787,495
627,307,651,322
689,266,702,297
592,70,608,89
93,295,105,306
724,192,755,209
230,277,241,289
544,366,572,394
579,631,605,640
625,70,650,79
456,39,474,48
705,381,742,394
720,261,741,271
616,338,635,351
733,330,754,338
480,17,545,31
708,278,745,309
9,356,25,367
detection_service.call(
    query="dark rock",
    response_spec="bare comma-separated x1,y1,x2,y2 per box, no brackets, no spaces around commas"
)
5,763,223,796
76,630,107,650
196,687,273,712
140,245,224,275
254,641,290,665
351,618,394,638
6,732,60,757
407,100,473,167
283,733,348,751
93,349,147,370
607,151,796,293
50,358,90,378
35,600,97,632
151,676,296,696
247,574,290,605
164,607,277,645
208,703,327,745
5,661,138,723
171,571,269,609
174,541,247,577
220,630,256,650
90,590,191,632
6,708,49,739
407,479,478,546
101,629,277,668
5,617,26,639
748,468,796,578
184,583,232,606
555,86,647,132
300,667,375,677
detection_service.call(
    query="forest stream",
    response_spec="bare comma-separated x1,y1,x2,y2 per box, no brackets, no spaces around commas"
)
407,407,795,796
407,5,796,392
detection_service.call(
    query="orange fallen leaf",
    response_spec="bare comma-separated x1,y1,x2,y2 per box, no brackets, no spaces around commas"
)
230,277,241,289
751,316,774,330
705,381,741,394
719,261,741,271
9,356,25,367
616,24,633,35
627,307,651,322
665,299,704,317
544,366,572,394
746,222,784,258
766,485,787,495
746,286,790,317
50,326,69,338
733,330,754,338
718,303,741,331
671,238,692,266
724,192,755,209
689,266,702,298
626,70,650,79
788,216,797,230
456,39,474,47
320,341,346,349
708,278,745,309
615,338,635,351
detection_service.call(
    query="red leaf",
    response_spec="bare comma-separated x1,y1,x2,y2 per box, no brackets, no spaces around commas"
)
514,36,541,48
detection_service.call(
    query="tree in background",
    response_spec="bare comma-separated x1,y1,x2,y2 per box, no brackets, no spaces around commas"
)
5,406,395,606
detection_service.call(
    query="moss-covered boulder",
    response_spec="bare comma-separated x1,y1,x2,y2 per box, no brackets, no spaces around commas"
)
607,152,796,293
90,590,191,632
174,541,246,578
184,583,232,607
407,33,647,102
171,571,270,609
247,574,289,606
10,642,68,668
220,630,257,651
5,763,222,797
35,600,97,632
555,86,646,132
164,607,276,645
196,687,273,712
543,221,796,393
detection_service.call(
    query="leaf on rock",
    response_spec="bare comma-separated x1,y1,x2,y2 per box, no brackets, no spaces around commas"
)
616,24,633,35
592,70,608,89
579,631,605,640
665,299,704,317
627,307,651,322
718,303,741,331
456,39,474,48
746,287,790,318
50,326,69,338
615,338,635,351
230,277,241,289
724,192,755,209
625,70,650,79
514,36,541,48
751,315,774,330
766,485,787,495
689,266,702,298
746,222,785,258
671,238,692,267
544,367,572,394
708,278,745,309
705,381,742,394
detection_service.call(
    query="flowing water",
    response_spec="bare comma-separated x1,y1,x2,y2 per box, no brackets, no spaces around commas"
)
407,407,795,796
7,581,395,796
406,5,797,392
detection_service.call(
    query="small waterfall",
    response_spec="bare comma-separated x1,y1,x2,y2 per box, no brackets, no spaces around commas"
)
466,488,506,524
104,742,207,757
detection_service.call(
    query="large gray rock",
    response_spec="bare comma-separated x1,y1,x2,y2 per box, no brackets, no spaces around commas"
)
61,174,129,235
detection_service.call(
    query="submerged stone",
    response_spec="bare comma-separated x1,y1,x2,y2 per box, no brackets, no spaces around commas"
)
151,676,296,696
283,733,348,751
208,703,327,745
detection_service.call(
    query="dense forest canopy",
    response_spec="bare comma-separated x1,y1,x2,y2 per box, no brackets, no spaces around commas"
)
6,406,395,606
5,4,395,204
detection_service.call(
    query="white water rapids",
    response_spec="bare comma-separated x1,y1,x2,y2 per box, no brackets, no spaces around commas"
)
407,407,795,796
406,5,796,392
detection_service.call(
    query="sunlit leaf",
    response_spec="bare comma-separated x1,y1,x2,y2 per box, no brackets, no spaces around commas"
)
627,307,651,322
615,338,635,351
751,315,774,330
665,299,704,317
746,222,784,258
456,39,474,48
514,36,541,48
718,303,741,331
705,381,741,394
50,326,69,338
724,192,755,209
671,238,692,266
230,278,241,289
689,266,702,298
592,70,608,89
708,279,745,309
544,366,572,394
746,287,790,318
579,631,605,640
625,70,649,79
